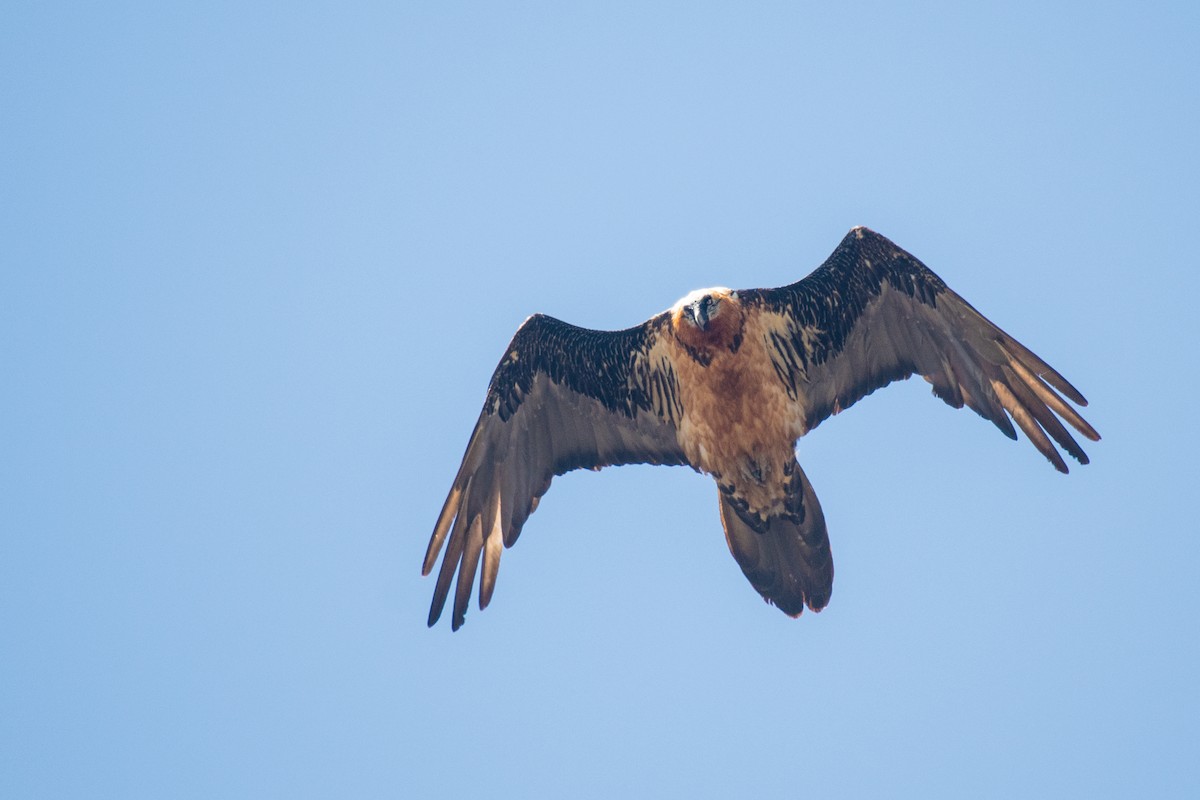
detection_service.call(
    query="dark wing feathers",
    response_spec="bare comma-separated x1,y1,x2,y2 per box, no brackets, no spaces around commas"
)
744,227,1099,473
422,313,689,630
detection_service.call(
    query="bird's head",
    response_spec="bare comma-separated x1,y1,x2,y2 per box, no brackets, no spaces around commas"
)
670,287,745,354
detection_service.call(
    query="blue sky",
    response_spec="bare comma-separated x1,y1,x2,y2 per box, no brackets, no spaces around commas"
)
3,2,1198,797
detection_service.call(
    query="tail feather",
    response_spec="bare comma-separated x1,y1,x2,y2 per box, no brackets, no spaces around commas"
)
718,463,833,616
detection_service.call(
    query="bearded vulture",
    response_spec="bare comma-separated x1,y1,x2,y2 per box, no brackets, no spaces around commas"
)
422,227,1099,630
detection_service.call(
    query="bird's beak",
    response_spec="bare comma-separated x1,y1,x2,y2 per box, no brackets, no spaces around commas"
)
691,300,709,330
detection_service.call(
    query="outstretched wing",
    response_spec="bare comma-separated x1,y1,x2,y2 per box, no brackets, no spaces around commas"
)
743,227,1100,470
423,313,690,630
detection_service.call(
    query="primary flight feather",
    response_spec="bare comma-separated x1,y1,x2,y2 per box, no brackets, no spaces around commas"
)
422,227,1100,630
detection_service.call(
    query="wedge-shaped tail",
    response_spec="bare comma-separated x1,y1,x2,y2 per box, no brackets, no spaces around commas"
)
718,462,833,616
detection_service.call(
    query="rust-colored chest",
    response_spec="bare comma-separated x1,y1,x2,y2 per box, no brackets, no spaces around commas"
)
671,321,803,487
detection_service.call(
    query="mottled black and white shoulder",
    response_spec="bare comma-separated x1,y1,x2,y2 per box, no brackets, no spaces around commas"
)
422,312,690,630
740,226,1100,471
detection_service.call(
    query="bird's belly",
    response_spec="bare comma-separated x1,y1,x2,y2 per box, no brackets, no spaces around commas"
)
675,349,803,514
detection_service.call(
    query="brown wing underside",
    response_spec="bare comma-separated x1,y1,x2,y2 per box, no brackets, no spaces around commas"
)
744,227,1100,472
423,313,690,630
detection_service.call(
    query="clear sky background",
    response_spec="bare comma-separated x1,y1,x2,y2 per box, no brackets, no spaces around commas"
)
3,2,1198,798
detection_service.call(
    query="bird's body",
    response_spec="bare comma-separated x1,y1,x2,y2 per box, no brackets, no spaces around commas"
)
422,227,1099,629
669,290,803,516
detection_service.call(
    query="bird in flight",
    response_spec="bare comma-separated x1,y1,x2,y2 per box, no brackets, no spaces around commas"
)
422,227,1099,630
